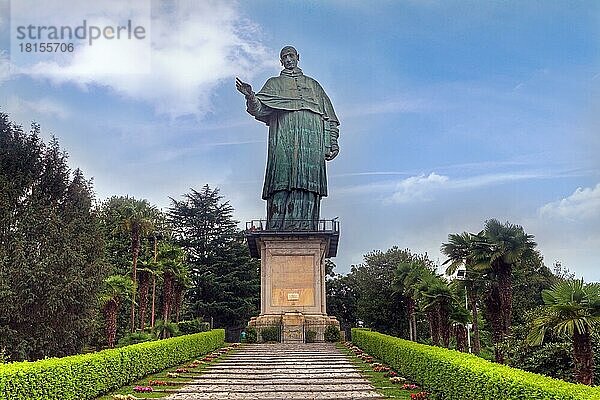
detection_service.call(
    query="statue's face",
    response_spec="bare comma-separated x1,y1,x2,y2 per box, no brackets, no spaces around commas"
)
280,50,298,70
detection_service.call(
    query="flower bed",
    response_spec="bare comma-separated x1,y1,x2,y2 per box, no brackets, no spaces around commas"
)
121,344,239,396
0,329,225,400
352,329,600,400
341,341,427,398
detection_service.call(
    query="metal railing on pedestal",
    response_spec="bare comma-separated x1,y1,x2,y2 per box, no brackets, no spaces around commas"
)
245,219,339,233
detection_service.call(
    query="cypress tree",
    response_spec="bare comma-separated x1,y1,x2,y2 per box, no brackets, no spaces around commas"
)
0,113,105,361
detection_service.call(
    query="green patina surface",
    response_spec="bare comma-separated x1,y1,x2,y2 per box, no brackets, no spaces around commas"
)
236,46,340,230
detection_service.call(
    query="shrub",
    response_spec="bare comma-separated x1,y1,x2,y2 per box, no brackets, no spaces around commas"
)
117,332,156,347
305,330,317,343
509,341,574,383
152,320,180,339
260,326,280,342
0,330,224,400
324,325,341,342
0,348,8,364
244,327,257,343
178,318,210,334
352,329,600,400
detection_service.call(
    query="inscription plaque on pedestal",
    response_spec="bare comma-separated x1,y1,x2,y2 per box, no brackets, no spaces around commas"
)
271,254,315,308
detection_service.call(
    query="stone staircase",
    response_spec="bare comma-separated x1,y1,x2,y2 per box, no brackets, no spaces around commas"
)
164,343,385,399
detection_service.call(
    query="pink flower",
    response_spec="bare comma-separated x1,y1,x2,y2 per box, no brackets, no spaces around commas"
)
133,386,153,393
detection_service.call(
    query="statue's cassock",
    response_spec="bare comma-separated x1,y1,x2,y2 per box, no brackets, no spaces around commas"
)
245,66,339,230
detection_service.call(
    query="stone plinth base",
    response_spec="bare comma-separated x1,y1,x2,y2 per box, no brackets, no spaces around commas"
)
246,231,341,343
256,234,333,315
249,312,340,343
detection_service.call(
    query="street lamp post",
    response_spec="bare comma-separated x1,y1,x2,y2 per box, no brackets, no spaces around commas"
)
456,266,472,354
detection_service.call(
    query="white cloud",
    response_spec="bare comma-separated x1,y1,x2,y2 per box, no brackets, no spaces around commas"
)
448,172,541,189
6,96,71,119
337,170,548,203
332,171,413,178
126,139,265,166
0,51,10,84
14,0,276,117
390,172,449,203
539,183,600,220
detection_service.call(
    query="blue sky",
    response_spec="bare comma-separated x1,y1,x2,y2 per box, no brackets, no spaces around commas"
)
1,0,599,279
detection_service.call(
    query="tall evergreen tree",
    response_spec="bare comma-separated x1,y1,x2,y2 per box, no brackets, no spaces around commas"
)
0,113,105,361
168,185,260,334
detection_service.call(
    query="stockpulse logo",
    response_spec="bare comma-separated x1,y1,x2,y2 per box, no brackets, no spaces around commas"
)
15,19,147,53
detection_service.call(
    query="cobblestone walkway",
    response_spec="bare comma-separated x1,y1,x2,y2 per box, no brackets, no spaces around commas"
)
164,343,385,399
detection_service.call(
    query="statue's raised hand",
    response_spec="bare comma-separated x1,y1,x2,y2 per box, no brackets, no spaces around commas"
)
236,77,254,98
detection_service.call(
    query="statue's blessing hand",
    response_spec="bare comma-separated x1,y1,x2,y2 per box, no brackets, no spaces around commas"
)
235,77,253,97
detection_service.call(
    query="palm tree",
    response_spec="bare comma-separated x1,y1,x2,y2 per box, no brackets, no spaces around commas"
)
172,264,191,323
414,271,455,348
149,229,166,329
450,300,471,352
137,259,160,330
100,275,134,348
150,265,162,329
472,219,537,363
121,200,157,332
158,245,186,333
441,232,483,354
527,279,600,385
393,261,422,341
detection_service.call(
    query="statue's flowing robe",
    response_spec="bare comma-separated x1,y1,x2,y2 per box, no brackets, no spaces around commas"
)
246,67,339,230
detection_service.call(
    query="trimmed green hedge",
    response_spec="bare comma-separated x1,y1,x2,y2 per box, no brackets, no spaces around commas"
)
352,329,600,400
0,329,224,400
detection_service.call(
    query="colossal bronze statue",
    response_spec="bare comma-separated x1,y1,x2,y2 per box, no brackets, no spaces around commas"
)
236,46,340,230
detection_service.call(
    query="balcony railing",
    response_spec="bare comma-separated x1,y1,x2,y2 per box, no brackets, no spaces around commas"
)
245,219,339,233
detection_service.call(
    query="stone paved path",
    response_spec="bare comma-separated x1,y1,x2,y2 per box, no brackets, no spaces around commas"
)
164,343,385,399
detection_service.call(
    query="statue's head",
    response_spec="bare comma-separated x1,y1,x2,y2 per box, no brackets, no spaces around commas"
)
280,46,299,70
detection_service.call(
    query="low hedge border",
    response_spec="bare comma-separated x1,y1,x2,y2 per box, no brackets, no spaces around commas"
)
0,329,225,400
351,329,600,400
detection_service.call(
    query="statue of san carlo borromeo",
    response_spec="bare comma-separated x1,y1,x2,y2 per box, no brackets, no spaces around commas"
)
236,46,340,231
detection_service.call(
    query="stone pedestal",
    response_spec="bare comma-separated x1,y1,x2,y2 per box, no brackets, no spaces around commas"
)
246,231,340,342
281,312,304,343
